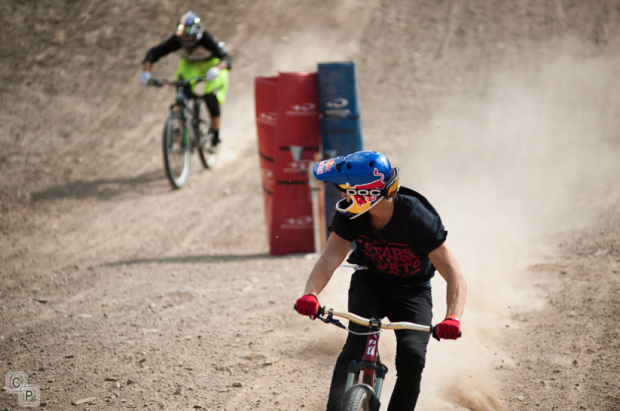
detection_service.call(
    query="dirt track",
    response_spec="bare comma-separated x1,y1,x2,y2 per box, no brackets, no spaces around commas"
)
2,1,620,410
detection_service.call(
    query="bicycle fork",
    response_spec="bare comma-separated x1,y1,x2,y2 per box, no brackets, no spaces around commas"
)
344,322,388,398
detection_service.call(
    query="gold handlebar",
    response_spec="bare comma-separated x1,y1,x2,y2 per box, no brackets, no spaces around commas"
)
326,309,431,333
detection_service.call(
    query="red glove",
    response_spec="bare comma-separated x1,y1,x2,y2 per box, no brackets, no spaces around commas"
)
295,294,320,320
432,316,461,341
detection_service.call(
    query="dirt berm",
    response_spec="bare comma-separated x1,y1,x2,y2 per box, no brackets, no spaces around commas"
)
1,1,620,410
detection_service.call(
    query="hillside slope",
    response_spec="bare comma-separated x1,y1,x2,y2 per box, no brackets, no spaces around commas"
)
1,1,620,410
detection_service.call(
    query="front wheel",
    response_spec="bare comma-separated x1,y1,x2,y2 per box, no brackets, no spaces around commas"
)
343,386,370,411
162,113,191,189
194,99,217,169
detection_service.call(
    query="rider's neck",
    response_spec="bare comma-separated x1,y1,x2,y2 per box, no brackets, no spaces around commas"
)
368,198,394,231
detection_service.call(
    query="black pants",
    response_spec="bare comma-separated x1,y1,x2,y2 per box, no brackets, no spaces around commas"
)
326,271,433,411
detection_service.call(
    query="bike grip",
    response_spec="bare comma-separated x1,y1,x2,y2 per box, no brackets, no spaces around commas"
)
431,325,463,341
431,325,439,341
293,304,325,317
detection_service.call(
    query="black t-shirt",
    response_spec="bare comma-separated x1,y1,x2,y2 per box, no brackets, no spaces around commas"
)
143,31,232,68
331,187,447,285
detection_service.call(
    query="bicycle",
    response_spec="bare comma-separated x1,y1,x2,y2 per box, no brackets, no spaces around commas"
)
148,76,218,189
311,306,460,411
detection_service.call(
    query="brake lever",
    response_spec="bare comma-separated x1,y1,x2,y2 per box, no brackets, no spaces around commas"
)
149,79,164,88
316,308,347,330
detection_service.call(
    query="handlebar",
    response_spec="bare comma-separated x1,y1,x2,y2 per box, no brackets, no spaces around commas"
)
147,76,205,88
294,304,461,340
318,306,432,333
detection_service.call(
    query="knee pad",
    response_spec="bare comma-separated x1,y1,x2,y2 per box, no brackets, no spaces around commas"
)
204,93,221,117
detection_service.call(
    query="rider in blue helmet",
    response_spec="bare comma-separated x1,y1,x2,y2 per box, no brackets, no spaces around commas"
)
313,151,400,219
140,11,231,152
296,150,468,411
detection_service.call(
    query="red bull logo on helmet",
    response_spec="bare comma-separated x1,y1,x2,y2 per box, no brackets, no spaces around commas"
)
315,158,335,175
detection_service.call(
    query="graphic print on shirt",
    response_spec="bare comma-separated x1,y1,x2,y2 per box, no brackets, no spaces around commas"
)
358,235,422,277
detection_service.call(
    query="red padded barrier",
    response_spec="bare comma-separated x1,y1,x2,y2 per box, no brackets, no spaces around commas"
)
259,156,275,230
274,72,320,183
270,183,315,255
254,77,278,161
255,73,320,255
255,77,278,239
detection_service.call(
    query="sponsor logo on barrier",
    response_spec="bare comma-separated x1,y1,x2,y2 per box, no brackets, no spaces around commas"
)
326,98,348,108
283,160,313,174
286,102,317,116
261,167,273,180
281,215,313,229
325,97,351,117
257,112,278,126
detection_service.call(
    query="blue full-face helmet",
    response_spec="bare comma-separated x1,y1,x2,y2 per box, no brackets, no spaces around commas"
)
313,151,400,219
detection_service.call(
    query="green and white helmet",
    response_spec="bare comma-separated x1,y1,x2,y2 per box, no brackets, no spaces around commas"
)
175,11,204,48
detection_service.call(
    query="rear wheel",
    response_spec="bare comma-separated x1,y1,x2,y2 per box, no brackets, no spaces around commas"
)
162,113,191,189
343,386,370,411
194,99,217,169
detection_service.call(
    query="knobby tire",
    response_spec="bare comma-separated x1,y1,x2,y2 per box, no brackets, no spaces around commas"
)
344,386,370,411
194,99,217,169
162,113,191,189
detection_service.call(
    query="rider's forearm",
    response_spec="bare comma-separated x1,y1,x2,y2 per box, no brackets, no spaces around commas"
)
429,242,467,319
216,61,228,70
303,232,351,297
445,272,467,319
303,260,335,296
143,61,153,72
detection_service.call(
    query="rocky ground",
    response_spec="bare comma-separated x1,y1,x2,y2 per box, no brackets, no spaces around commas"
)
2,0,620,410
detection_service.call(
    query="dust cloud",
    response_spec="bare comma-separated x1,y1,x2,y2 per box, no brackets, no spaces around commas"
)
219,1,367,167
379,51,620,410
250,29,620,409
218,26,359,166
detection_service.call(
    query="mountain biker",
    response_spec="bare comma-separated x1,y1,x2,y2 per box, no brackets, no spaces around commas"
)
139,11,231,152
295,150,467,411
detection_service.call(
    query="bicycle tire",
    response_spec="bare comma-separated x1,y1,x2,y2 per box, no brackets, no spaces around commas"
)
343,386,370,411
162,113,191,189
194,99,217,169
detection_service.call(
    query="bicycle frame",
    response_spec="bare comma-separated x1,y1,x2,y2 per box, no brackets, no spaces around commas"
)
171,86,198,147
148,75,217,188
151,76,205,149
316,307,432,410
344,318,388,399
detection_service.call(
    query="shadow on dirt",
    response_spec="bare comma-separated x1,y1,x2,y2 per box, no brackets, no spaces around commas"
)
31,170,165,201
106,253,274,267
